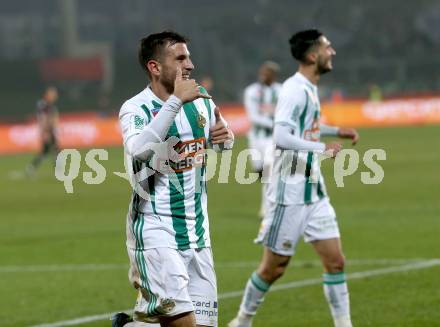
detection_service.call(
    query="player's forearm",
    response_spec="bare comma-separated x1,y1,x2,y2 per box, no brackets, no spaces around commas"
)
245,101,273,129
249,114,273,129
125,95,182,160
273,123,325,152
321,124,339,136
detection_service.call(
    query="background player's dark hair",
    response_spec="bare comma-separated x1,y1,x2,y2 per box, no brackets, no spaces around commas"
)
138,30,188,74
289,29,323,63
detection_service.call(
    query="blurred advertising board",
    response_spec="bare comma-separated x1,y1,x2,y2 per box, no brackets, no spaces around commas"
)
1,96,439,154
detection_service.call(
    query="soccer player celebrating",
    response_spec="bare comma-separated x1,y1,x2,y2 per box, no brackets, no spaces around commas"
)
244,61,282,218
228,29,359,327
114,31,233,327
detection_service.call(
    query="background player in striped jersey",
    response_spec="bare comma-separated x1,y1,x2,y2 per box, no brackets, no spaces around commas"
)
229,30,359,327
244,61,281,218
113,31,233,327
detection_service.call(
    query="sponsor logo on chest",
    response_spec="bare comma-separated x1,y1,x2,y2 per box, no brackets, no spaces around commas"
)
171,137,207,172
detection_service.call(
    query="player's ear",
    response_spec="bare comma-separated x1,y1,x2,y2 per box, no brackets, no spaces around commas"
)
306,51,318,64
147,60,161,77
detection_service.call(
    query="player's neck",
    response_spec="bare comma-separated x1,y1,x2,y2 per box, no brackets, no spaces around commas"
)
298,66,320,85
260,80,274,87
150,81,172,102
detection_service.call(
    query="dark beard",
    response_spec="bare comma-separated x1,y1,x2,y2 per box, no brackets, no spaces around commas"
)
160,67,176,94
318,66,331,74
160,77,174,94
317,58,332,75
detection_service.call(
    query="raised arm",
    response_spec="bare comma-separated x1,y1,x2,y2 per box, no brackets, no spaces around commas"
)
120,68,211,160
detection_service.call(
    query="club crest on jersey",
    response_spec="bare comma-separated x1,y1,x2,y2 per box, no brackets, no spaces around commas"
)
171,137,207,172
197,113,206,128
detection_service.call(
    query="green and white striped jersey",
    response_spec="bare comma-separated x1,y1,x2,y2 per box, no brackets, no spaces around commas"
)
119,86,216,250
267,72,328,205
244,82,282,138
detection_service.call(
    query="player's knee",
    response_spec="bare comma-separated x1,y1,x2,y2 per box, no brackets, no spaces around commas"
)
274,263,288,279
258,267,274,283
258,262,287,283
326,254,345,273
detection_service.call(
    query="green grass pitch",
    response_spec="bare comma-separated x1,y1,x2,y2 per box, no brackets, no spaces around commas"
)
0,125,439,326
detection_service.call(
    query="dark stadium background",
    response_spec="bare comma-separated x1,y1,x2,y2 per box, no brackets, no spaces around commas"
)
0,0,439,118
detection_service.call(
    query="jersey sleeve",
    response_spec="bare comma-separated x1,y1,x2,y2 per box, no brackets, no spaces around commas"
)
119,101,149,147
243,85,258,116
274,84,307,132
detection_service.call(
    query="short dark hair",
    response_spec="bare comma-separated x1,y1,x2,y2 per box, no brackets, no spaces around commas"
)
138,31,188,73
289,29,323,62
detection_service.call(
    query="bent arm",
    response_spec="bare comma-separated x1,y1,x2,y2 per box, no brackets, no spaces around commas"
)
122,95,182,160
273,123,325,152
321,123,339,136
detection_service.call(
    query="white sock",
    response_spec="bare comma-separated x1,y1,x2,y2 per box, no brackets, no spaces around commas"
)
238,271,271,316
334,315,353,327
323,272,352,327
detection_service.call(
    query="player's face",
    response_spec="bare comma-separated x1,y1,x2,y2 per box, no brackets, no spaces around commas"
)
316,36,336,74
159,42,194,93
258,66,277,85
45,88,58,103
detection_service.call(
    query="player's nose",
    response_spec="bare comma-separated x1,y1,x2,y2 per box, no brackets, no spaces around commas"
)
185,59,194,71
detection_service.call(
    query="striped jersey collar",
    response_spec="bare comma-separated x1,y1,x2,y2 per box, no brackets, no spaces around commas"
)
144,85,165,107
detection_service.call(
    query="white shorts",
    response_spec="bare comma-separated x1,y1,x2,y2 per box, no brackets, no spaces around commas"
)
127,247,218,326
248,135,273,172
255,197,340,256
